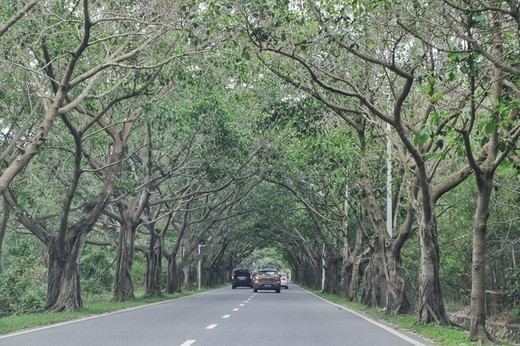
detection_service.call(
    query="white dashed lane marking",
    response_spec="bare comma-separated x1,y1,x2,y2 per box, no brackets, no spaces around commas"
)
180,340,196,346
179,294,257,345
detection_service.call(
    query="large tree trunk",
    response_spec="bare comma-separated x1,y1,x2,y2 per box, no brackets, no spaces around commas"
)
362,237,410,313
339,183,353,298
417,215,450,324
302,258,320,289
470,174,494,341
46,232,86,312
182,264,193,289
469,13,503,343
348,256,362,301
347,210,369,301
359,148,410,313
146,230,163,297
166,254,182,293
349,248,369,301
385,243,410,314
339,242,352,298
46,238,63,308
362,240,386,308
114,218,136,301
0,199,9,272
324,256,340,294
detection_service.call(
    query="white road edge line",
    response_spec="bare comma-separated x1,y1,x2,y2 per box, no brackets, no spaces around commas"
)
206,324,218,329
180,340,196,346
233,308,239,311
301,287,430,346
222,314,231,319
0,290,214,339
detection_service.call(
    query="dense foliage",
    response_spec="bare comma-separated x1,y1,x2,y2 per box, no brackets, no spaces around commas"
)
0,0,519,343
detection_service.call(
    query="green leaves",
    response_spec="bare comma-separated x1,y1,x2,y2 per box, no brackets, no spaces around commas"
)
448,51,482,77
413,121,435,146
482,120,496,135
0,240,46,314
259,97,326,138
241,47,251,61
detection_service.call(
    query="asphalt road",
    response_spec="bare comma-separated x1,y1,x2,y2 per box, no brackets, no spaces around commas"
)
0,285,434,346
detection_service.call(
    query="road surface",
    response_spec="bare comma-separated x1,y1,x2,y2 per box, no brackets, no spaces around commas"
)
0,285,434,345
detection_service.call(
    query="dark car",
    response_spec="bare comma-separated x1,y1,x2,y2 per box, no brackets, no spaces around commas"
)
232,268,253,289
253,269,281,293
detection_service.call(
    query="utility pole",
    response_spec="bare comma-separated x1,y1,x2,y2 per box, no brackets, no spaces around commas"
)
198,244,203,290
321,244,326,292
344,184,349,236
386,122,393,237
197,237,212,290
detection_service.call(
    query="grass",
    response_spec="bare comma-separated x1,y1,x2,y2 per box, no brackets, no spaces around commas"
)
311,290,517,346
0,289,208,336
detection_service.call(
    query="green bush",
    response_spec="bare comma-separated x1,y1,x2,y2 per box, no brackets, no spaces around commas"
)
131,252,147,289
20,286,46,313
80,246,115,296
508,307,520,324
503,267,520,304
0,254,46,315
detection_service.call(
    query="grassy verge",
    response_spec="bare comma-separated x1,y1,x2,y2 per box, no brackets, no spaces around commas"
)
0,289,210,336
310,290,516,346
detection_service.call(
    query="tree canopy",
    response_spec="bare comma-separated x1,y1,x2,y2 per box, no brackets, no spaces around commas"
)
0,1,519,343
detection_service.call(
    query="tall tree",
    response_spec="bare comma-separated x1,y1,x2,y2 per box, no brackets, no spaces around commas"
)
0,2,40,269
440,1,520,341
222,0,475,323
1,0,190,311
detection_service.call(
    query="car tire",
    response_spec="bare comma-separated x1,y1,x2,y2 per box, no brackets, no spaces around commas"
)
253,288,258,293
276,288,281,293
232,285,236,289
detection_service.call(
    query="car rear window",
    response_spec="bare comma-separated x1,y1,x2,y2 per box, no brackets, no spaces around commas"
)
259,270,278,276
234,269,250,276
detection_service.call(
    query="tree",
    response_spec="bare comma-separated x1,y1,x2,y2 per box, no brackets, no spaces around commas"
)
0,1,38,39
0,1,40,267
439,1,520,341
222,0,493,323
1,0,192,311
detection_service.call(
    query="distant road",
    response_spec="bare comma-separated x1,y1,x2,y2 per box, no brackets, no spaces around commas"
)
0,285,434,346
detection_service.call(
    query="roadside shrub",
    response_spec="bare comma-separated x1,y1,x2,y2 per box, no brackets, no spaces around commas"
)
20,286,46,313
503,267,520,305
81,246,115,296
131,252,147,290
508,307,520,324
0,254,46,315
